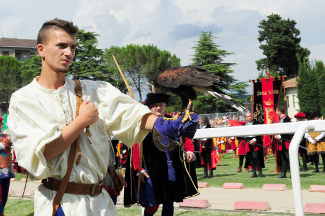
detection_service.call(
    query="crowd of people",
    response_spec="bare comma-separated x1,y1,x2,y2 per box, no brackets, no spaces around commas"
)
208,114,245,128
194,106,325,180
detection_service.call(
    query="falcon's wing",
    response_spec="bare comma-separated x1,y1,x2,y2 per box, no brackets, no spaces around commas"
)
155,65,226,89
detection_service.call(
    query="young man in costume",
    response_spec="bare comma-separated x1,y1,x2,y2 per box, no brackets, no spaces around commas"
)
124,93,199,216
7,19,198,216
241,112,264,178
274,106,291,178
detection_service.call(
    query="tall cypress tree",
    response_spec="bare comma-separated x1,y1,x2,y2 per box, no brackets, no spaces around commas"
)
191,31,248,113
297,57,323,115
297,56,311,114
315,61,325,117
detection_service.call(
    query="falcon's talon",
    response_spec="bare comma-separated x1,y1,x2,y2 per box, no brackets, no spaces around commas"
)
181,110,193,123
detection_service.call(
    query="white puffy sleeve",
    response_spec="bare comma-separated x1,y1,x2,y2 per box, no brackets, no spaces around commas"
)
315,132,325,141
96,81,152,148
8,93,61,179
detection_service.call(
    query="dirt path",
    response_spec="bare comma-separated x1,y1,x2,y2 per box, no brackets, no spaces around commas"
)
9,180,325,214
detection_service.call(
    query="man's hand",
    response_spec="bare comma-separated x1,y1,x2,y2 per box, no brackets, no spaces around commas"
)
186,152,195,162
79,101,99,125
140,171,149,183
202,146,206,149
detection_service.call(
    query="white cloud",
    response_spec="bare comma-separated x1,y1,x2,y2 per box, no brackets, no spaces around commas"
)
2,0,325,96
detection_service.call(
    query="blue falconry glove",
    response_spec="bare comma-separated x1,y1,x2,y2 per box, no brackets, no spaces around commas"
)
152,113,199,181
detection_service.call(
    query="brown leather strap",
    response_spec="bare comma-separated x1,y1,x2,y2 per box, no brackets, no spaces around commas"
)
74,80,83,165
52,80,83,216
44,177,103,196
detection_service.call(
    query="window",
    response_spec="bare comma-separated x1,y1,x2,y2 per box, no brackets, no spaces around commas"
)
15,52,21,59
2,51,9,56
286,96,290,108
293,95,299,108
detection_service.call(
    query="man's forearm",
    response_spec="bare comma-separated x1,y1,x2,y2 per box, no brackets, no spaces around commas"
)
140,113,158,131
43,117,88,161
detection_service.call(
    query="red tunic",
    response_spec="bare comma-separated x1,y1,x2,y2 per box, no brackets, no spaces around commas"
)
229,137,237,150
132,143,144,174
238,140,247,155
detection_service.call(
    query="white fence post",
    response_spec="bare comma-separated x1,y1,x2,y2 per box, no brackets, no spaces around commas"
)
193,120,325,216
289,124,314,216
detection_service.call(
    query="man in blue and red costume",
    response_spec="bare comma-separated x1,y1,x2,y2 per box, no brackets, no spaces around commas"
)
124,93,199,216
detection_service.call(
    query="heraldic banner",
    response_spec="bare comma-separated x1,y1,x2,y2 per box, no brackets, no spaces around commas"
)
253,77,283,148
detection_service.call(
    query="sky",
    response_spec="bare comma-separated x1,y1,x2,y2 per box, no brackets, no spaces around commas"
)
1,0,325,100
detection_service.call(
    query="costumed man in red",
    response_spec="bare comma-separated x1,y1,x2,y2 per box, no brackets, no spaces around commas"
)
274,105,292,178
124,93,199,216
294,112,308,172
241,112,264,178
229,137,237,159
199,115,216,178
228,120,250,173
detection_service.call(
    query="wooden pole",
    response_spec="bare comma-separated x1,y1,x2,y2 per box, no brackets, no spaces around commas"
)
112,54,143,205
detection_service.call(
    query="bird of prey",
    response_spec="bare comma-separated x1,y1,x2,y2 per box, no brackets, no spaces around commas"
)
152,65,246,121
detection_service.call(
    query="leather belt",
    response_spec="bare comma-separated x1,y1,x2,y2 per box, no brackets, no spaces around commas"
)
43,177,103,197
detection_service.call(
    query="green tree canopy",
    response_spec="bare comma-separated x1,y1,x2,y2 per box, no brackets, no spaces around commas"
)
256,14,310,77
20,55,42,86
70,30,109,80
191,31,248,114
0,56,22,109
104,44,180,102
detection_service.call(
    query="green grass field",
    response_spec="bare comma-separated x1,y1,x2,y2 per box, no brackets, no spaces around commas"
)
6,152,323,215
196,152,325,190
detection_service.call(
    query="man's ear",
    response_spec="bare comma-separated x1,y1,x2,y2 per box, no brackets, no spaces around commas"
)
37,44,45,59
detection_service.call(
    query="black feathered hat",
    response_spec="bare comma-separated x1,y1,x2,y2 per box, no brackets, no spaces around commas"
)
144,93,170,106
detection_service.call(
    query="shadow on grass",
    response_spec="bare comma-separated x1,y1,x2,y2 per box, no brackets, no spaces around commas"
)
213,173,236,177
300,173,316,177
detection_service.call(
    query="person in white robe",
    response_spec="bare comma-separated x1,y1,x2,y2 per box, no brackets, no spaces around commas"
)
8,19,198,216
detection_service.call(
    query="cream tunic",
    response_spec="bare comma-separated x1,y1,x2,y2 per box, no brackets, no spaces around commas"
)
8,78,151,216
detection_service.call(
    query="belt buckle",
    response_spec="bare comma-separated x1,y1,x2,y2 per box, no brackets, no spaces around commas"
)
90,183,99,197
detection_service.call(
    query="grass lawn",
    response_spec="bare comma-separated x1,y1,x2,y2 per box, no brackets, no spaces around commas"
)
7,152,323,215
196,152,325,190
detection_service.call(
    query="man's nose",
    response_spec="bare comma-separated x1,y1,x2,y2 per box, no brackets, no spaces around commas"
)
65,47,73,58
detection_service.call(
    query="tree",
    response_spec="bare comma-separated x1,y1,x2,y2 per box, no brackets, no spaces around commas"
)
191,31,248,114
70,30,109,80
297,57,322,115
104,44,180,102
256,14,310,77
315,61,325,117
0,56,22,110
20,55,42,86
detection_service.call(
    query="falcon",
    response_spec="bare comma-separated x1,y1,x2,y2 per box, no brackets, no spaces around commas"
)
152,65,246,121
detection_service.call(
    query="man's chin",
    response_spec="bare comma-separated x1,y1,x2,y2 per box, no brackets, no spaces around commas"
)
57,67,70,74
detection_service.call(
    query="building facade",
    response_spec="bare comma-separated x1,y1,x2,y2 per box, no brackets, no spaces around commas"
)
284,77,299,121
0,37,38,61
